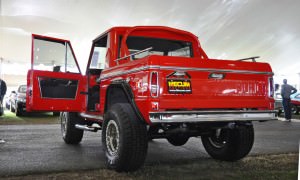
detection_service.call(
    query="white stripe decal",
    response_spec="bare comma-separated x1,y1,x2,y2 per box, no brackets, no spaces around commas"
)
100,65,273,80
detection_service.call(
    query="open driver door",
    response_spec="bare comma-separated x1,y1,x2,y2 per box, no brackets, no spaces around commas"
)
26,34,85,112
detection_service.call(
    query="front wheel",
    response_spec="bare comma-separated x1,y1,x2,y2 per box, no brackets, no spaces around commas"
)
60,112,84,144
102,103,148,172
15,104,23,116
201,123,254,161
291,105,299,115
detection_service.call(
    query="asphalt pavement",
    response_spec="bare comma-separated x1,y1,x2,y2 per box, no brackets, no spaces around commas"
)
0,120,299,176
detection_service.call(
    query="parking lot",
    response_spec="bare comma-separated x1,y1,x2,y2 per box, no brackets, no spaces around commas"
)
0,115,299,177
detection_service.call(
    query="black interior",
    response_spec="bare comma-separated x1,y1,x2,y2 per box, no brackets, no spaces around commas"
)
39,77,78,99
88,68,102,75
87,68,102,111
87,85,100,111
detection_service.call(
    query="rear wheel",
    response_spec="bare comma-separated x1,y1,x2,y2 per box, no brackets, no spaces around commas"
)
296,108,300,115
201,123,254,161
167,134,189,146
60,112,84,144
291,104,299,115
102,103,148,172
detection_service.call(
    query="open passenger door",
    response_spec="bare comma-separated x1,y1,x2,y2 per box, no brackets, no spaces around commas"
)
26,34,85,112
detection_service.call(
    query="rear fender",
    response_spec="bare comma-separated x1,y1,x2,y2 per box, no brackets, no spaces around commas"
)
105,81,146,124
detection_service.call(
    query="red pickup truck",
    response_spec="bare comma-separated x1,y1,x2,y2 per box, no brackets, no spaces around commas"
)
26,26,277,172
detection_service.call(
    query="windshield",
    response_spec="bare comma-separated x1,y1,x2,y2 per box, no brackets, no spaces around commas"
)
126,36,193,60
18,85,27,93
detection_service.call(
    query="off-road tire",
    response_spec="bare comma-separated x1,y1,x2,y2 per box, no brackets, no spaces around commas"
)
167,134,189,146
102,103,148,172
60,112,84,144
201,124,254,161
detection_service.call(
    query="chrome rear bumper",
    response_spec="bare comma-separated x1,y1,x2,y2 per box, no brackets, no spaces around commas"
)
149,110,277,123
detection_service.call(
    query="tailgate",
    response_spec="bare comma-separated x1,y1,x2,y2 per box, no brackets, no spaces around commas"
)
149,56,274,110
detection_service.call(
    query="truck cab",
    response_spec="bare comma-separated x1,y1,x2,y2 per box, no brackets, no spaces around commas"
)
26,26,277,172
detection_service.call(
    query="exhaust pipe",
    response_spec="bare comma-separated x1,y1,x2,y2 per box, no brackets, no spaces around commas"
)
75,124,101,132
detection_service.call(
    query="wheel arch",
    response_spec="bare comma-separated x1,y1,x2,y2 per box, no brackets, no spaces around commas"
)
104,81,146,124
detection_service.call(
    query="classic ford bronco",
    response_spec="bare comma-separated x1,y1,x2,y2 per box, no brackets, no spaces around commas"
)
26,26,277,172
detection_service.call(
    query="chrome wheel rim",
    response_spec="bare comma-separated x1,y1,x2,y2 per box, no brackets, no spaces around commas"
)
106,120,120,155
60,112,67,138
208,128,227,148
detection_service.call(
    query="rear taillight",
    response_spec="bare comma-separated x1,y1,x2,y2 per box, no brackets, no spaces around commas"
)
150,72,159,97
268,77,274,98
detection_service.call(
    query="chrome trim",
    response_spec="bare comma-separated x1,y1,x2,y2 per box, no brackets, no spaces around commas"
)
237,56,260,62
100,65,273,80
101,66,148,80
80,113,103,120
149,110,277,123
114,47,153,64
155,66,273,75
150,71,159,98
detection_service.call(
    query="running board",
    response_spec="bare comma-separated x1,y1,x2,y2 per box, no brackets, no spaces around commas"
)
79,113,103,121
75,124,101,132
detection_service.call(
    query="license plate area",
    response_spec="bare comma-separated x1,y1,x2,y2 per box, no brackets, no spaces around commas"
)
167,79,192,94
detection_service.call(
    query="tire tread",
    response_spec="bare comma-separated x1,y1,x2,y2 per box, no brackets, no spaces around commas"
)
62,112,84,144
102,103,147,172
201,124,254,161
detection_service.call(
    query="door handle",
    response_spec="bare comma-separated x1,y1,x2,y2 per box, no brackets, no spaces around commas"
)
80,91,89,95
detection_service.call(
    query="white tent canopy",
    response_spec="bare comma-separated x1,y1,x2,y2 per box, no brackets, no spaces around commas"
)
1,0,300,87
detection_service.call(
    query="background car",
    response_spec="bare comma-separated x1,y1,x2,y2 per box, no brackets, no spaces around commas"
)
10,85,27,116
274,92,300,116
291,93,300,115
9,85,60,117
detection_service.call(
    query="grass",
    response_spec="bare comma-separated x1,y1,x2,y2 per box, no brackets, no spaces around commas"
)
1,153,298,180
0,110,59,125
